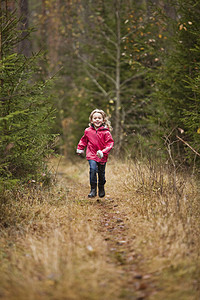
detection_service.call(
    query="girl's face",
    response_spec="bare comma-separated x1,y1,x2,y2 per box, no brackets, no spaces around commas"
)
92,112,104,128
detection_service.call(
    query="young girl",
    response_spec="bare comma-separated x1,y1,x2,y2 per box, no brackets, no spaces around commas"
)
77,109,114,198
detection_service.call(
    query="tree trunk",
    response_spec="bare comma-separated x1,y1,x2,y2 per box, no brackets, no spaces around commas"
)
0,1,2,91
0,0,2,63
7,0,15,11
48,1,60,72
19,0,31,56
114,0,122,156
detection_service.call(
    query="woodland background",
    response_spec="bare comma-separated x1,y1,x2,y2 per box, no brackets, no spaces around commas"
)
1,0,200,185
1,1,200,299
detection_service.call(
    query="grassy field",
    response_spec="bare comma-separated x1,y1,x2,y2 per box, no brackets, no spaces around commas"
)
0,157,199,299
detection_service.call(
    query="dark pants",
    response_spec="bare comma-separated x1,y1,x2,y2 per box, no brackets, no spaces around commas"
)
88,160,106,187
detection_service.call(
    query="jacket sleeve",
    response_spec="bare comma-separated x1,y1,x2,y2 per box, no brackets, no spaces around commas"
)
77,130,88,150
102,131,114,155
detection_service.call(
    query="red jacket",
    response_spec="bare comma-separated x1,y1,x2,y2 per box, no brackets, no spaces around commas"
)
77,125,114,163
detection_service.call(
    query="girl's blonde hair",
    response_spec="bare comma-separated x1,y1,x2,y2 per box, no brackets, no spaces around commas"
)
89,109,112,131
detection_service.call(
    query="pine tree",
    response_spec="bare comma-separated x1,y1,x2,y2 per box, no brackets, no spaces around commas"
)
151,0,200,164
0,3,56,190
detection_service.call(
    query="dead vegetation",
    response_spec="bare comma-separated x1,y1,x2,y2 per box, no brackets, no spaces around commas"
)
0,157,199,299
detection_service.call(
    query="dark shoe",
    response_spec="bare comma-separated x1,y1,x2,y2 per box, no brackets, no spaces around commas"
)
98,185,105,198
88,186,97,198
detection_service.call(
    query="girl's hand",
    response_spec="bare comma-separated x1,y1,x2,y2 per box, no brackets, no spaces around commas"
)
77,149,84,155
97,150,103,159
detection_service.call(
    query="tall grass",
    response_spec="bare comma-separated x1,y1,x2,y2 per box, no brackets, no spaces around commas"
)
0,178,123,300
107,158,200,299
0,157,199,299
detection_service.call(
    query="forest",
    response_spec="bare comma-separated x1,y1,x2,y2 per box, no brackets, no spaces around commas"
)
0,0,200,299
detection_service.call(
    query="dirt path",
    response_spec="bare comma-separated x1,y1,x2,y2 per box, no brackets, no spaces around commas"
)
56,159,157,299
95,198,156,299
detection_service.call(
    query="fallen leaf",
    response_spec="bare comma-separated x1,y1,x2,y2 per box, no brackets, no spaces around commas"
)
87,245,93,252
143,274,152,279
116,219,123,223
134,274,143,279
117,240,126,245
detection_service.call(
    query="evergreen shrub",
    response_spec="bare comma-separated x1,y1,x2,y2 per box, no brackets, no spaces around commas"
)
0,7,56,191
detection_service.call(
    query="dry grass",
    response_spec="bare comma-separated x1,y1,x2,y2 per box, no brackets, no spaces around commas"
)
107,159,200,299
0,157,200,299
0,179,123,299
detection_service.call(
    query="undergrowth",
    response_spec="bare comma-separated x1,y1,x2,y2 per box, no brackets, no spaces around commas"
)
0,157,199,299
109,158,200,299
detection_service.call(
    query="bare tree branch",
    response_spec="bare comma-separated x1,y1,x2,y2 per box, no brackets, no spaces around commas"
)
74,45,116,86
86,69,108,97
84,87,106,96
101,30,117,48
103,47,117,62
120,71,147,88
176,135,200,157
100,21,117,38
121,28,137,40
